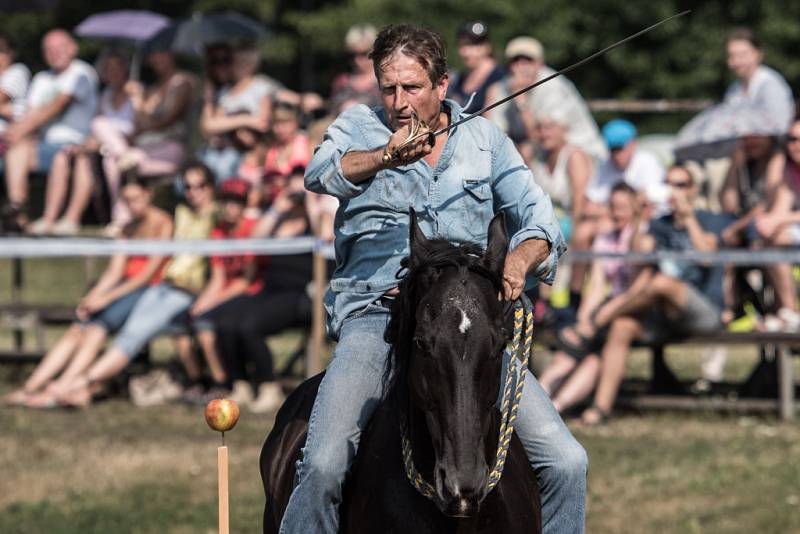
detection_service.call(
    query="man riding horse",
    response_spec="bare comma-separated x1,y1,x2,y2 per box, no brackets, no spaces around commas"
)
282,24,587,533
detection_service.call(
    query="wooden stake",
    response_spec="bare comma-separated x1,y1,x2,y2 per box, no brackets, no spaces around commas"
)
218,445,229,534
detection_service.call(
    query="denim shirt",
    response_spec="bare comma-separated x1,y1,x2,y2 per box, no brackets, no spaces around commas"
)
305,100,565,337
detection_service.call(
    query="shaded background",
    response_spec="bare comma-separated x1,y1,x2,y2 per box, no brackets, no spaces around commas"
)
2,0,800,103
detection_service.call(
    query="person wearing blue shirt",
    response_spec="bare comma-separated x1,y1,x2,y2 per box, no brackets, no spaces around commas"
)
283,24,586,534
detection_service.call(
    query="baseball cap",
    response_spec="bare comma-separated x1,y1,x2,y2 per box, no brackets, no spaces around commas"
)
218,178,250,203
602,119,637,149
505,37,544,61
458,21,489,43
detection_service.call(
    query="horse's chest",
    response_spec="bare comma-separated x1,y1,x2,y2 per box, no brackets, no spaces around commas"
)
341,405,540,534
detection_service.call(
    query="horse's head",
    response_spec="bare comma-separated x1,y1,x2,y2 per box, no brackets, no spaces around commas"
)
386,210,511,518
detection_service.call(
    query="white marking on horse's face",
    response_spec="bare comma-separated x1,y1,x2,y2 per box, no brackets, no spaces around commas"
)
458,308,472,334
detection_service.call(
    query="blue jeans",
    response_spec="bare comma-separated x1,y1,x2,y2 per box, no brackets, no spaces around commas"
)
111,284,195,358
280,304,587,534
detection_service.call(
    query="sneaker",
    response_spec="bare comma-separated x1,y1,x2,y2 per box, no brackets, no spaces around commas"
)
778,308,800,333
27,218,52,235
228,380,254,407
249,382,285,414
51,219,80,236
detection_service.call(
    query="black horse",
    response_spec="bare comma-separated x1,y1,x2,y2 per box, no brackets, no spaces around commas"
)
260,212,541,533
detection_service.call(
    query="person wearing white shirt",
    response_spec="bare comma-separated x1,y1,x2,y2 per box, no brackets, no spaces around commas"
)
0,33,30,138
724,28,794,132
485,36,607,162
3,29,98,225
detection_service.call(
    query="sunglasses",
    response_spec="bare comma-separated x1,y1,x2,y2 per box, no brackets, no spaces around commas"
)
786,135,800,143
184,182,209,192
509,55,535,64
667,181,693,189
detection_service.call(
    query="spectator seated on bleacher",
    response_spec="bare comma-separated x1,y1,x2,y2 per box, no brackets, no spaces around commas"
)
747,119,800,331
539,183,647,414
566,166,732,425
0,31,30,167
97,47,194,235
720,132,799,328
54,162,217,407
2,175,171,408
724,28,794,134
28,50,133,236
330,25,381,110
215,166,313,413
200,42,276,184
485,35,606,163
567,119,666,315
3,29,97,229
178,178,266,405
262,101,310,203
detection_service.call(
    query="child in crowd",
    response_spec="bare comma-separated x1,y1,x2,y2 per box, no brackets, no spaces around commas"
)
3,176,171,407
55,162,217,407
539,183,647,414
215,167,314,413
181,178,266,403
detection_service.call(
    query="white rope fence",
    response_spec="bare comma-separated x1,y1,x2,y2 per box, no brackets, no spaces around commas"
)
0,237,798,265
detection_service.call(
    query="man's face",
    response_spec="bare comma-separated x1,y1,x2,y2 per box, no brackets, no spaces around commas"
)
378,52,448,132
726,39,761,80
508,55,540,81
43,32,76,72
666,167,696,210
610,140,636,170
0,41,12,71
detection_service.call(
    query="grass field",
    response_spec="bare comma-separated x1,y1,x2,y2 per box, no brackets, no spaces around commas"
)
2,258,800,533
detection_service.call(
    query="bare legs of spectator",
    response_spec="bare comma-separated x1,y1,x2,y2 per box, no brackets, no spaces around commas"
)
2,323,107,407
33,150,93,234
55,346,131,407
175,335,203,384
765,262,798,312
538,352,577,396
3,137,36,220
551,355,602,414
583,317,643,424
196,330,228,385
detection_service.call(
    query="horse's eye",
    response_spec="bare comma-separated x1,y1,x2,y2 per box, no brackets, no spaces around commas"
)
413,337,429,354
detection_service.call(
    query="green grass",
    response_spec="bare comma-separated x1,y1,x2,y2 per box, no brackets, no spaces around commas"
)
2,258,800,533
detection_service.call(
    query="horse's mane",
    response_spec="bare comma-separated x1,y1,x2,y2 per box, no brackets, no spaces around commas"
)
383,238,503,402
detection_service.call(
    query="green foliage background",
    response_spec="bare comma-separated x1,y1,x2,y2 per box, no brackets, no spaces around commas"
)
3,0,800,101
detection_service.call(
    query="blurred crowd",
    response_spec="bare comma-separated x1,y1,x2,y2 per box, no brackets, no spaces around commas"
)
0,21,799,417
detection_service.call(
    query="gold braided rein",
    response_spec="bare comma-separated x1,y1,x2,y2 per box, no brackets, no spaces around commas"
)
400,296,534,500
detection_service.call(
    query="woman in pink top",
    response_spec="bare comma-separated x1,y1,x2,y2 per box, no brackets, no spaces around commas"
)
539,182,647,414
263,102,309,204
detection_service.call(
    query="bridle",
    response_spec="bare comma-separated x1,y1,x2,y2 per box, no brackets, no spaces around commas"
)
399,292,535,499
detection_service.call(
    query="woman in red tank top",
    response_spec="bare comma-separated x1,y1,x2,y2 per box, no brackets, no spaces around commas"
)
3,177,173,408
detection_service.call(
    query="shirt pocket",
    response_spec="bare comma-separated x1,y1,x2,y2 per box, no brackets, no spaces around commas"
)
376,167,426,212
461,178,494,239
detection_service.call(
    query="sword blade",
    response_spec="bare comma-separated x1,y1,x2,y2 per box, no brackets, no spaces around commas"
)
433,9,691,137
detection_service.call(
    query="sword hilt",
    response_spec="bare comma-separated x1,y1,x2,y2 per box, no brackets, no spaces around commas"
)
382,111,435,165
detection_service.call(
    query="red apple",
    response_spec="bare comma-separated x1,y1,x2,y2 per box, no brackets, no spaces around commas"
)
205,399,240,432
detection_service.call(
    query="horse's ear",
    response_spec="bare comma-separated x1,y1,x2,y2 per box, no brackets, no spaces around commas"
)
409,208,430,265
483,211,509,276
